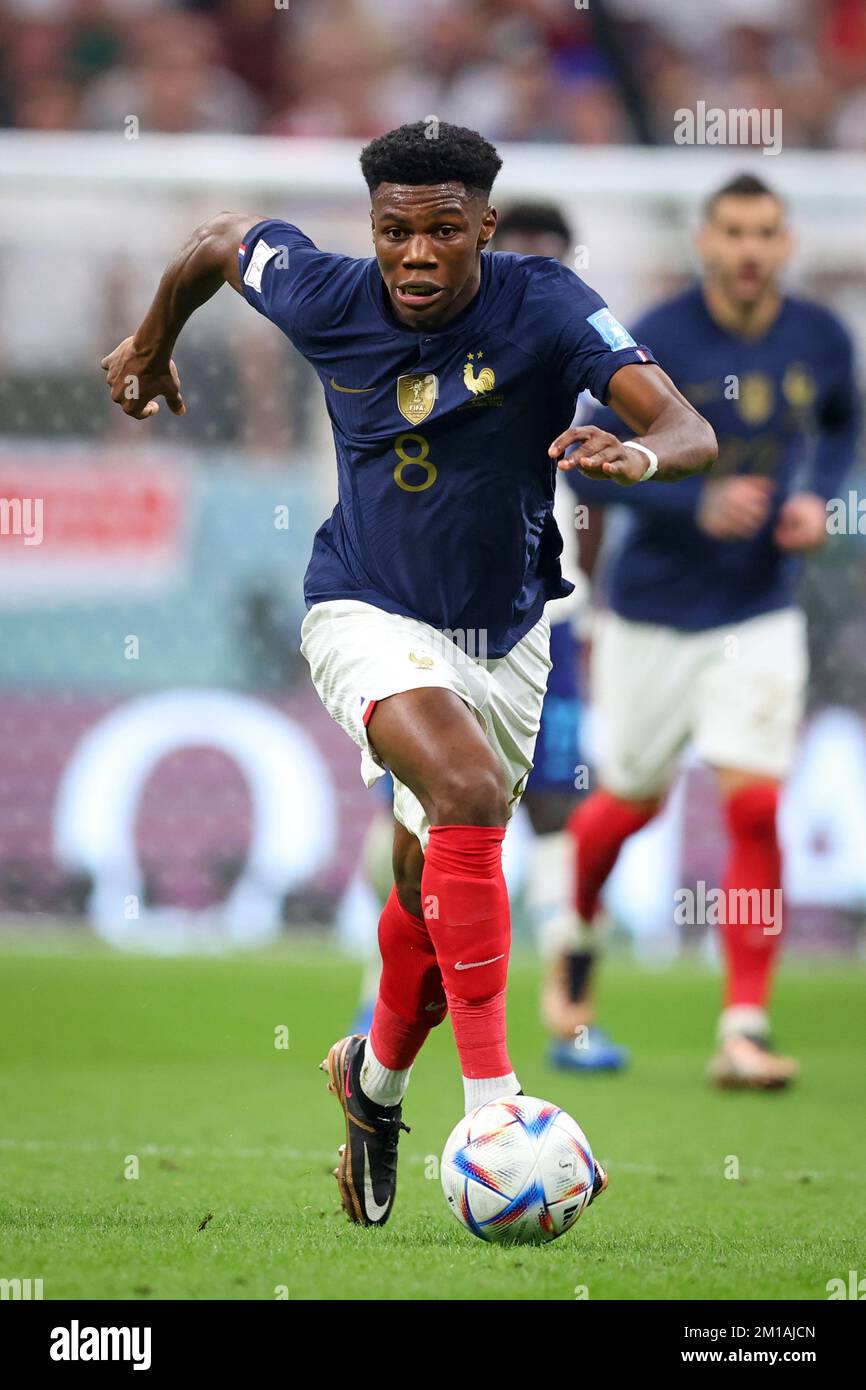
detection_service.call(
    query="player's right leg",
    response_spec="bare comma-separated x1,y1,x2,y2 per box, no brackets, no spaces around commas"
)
695,609,808,1089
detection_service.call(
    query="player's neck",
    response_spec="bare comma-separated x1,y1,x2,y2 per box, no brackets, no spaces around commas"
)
702,280,783,342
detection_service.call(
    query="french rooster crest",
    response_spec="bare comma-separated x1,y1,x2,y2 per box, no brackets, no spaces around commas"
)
463,356,496,395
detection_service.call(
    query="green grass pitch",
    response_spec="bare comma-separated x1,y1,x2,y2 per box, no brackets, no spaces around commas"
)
0,937,863,1301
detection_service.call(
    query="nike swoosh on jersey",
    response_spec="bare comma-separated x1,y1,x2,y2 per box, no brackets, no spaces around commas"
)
424,999,447,1011
363,1144,391,1221
329,377,374,394
454,954,505,971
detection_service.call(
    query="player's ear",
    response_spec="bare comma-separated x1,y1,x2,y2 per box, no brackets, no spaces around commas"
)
369,208,375,243
478,205,497,251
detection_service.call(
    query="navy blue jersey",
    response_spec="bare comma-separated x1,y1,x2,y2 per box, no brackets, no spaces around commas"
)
567,285,859,632
239,221,655,657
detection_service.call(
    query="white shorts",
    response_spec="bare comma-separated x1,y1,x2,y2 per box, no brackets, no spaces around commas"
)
592,607,808,799
300,600,552,848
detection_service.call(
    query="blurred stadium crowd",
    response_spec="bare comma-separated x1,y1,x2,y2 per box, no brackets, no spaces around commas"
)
2,0,866,149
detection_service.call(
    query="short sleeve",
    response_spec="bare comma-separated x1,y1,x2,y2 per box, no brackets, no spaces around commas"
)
556,289,656,403
525,260,656,403
238,218,347,346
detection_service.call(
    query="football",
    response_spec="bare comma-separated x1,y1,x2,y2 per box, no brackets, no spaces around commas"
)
440,1095,597,1245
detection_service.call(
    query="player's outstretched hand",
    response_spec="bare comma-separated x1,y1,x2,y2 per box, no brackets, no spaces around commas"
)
100,336,186,421
696,475,775,540
773,491,828,552
549,425,651,486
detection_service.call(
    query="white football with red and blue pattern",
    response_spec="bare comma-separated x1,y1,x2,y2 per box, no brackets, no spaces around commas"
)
440,1095,597,1245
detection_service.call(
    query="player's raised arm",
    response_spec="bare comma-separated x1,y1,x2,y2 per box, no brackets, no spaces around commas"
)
551,363,717,485
100,212,259,420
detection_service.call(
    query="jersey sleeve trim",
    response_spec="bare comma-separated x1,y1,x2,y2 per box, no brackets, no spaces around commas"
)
589,345,657,406
237,219,319,315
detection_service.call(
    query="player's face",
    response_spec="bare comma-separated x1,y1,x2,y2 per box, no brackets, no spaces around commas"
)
698,194,792,306
371,183,496,328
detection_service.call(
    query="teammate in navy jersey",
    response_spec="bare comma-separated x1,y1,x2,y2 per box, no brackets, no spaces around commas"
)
562,174,860,1090
101,122,716,1227
492,203,628,1074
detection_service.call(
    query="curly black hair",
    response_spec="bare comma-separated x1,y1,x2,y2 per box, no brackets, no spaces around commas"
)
360,121,502,199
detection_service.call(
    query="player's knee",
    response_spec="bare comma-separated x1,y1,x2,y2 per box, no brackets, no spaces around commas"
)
430,764,510,828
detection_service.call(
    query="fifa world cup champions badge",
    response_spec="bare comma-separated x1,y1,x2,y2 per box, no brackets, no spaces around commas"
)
397,373,438,424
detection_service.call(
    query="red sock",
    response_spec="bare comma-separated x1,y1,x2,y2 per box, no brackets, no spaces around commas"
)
721,783,783,1010
567,790,659,922
369,887,447,1070
421,825,511,1079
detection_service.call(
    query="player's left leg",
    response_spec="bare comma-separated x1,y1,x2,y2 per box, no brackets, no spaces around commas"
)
696,608,808,1089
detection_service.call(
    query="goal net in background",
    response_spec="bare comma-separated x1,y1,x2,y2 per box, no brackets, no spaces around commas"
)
1,133,865,953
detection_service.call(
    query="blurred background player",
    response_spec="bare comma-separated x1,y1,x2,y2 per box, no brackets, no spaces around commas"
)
564,174,860,1089
493,203,628,1073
